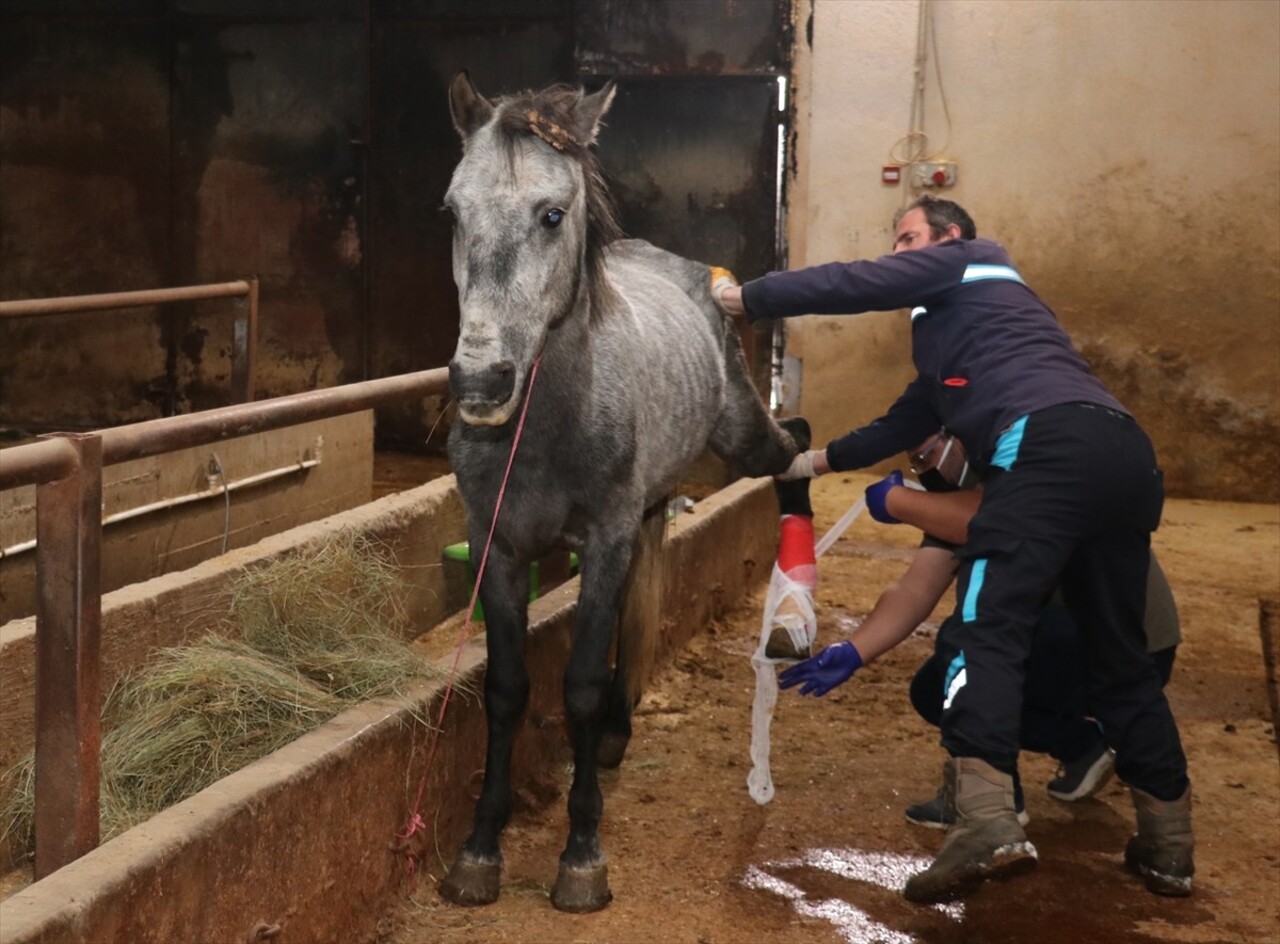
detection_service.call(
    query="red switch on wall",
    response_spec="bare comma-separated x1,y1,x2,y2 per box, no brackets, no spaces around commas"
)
882,165,901,185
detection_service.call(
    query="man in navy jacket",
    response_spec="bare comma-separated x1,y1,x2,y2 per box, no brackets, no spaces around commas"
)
714,196,1193,903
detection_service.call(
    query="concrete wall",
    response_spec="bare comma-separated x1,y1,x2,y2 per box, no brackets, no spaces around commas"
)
0,412,375,624
0,476,779,943
0,472,466,786
0,470,467,870
784,0,1279,501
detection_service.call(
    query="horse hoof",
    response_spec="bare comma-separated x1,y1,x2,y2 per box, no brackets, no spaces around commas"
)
764,626,811,661
550,862,612,913
778,415,811,452
439,853,502,906
597,731,630,769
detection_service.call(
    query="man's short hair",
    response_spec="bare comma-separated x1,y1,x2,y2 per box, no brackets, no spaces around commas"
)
894,194,977,241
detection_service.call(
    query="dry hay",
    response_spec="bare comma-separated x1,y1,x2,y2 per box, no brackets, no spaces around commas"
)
1,533,450,859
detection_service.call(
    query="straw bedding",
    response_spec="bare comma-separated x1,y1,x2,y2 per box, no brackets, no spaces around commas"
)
1,534,444,859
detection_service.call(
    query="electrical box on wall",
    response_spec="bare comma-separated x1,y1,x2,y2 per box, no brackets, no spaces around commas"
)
911,161,958,188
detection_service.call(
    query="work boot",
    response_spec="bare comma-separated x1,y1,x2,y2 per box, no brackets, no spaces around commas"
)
903,757,1038,904
905,781,1029,830
1124,784,1194,896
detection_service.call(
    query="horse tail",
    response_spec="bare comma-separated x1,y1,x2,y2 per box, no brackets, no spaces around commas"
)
597,500,667,769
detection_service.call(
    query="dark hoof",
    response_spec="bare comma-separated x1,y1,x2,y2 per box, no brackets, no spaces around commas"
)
764,627,811,661
550,862,612,913
596,731,630,769
778,416,811,452
439,853,502,906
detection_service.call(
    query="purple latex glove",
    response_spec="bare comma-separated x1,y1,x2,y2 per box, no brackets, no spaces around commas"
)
865,470,904,524
778,641,864,697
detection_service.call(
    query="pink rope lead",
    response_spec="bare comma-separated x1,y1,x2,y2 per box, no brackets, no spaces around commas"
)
396,354,543,886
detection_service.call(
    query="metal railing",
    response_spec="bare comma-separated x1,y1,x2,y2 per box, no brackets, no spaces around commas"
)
0,367,449,878
0,279,260,405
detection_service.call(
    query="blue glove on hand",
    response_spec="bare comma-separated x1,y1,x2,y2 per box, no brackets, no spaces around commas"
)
865,470,904,524
778,641,864,697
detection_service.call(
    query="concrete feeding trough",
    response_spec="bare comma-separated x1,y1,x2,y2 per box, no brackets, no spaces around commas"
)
0,474,778,944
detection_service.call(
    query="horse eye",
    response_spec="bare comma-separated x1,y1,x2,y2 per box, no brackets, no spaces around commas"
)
543,208,565,228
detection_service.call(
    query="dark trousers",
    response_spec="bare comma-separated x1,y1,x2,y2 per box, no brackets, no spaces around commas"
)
912,608,1177,764
939,403,1189,800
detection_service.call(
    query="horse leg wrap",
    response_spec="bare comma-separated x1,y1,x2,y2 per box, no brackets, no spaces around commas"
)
765,515,817,661
439,852,502,907
551,861,612,913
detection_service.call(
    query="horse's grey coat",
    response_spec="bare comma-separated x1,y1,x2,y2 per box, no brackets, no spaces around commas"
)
439,72,799,913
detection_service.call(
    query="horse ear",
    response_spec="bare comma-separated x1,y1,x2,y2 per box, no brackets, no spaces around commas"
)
571,80,617,146
449,70,494,139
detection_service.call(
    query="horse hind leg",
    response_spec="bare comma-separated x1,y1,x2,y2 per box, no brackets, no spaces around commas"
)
708,327,804,478
597,502,665,770
772,416,813,515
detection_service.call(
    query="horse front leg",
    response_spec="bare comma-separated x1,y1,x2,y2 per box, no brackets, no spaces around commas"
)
439,543,531,907
550,530,635,913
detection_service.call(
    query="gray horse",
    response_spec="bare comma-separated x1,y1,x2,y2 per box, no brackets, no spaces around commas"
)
439,71,806,913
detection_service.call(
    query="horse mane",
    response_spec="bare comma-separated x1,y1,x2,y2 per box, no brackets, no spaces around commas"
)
493,85,624,321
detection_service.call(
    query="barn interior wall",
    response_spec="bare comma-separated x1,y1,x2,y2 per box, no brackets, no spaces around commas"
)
785,0,1280,501
0,1,580,440
0,2,372,429
1,1,787,453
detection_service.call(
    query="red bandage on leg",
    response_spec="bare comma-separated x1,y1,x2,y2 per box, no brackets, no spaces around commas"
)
778,514,816,579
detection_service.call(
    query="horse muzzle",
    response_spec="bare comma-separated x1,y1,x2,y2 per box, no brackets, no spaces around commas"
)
449,357,518,426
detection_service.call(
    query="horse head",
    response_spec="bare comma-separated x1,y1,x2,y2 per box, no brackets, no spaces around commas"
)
444,71,620,426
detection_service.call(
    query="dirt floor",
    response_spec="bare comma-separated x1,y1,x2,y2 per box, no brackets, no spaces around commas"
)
378,470,1280,944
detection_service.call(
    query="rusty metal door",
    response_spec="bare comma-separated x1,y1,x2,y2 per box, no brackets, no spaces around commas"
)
576,0,793,397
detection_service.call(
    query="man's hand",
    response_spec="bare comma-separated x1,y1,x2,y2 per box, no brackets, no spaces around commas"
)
778,641,864,696
865,470,904,524
777,448,827,481
709,267,744,317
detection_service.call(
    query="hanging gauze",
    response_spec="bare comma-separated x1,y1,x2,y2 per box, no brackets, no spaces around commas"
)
747,497,866,804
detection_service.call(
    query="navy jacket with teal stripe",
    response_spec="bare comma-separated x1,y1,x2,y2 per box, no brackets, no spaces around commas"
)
740,238,1127,475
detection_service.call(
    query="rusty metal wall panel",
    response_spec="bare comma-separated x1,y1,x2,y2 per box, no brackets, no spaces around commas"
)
0,7,173,428
595,78,781,287
573,0,792,399
380,0,568,17
0,1,368,430
574,0,791,76
173,0,359,15
169,4,366,412
365,2,573,448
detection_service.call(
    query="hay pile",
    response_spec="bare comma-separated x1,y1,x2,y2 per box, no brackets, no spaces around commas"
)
1,534,443,859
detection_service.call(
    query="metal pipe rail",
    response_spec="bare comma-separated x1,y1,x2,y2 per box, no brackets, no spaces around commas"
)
0,279,260,404
0,367,449,878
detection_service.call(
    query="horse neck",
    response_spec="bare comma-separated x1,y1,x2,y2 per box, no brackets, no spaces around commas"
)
542,253,605,374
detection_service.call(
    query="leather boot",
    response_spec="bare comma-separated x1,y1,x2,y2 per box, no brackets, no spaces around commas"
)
904,757,1037,903
1125,784,1194,896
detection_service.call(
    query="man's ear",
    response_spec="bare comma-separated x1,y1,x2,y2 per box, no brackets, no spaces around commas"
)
945,223,963,240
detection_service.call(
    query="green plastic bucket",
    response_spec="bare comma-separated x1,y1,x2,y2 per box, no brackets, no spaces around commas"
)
442,543,579,621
